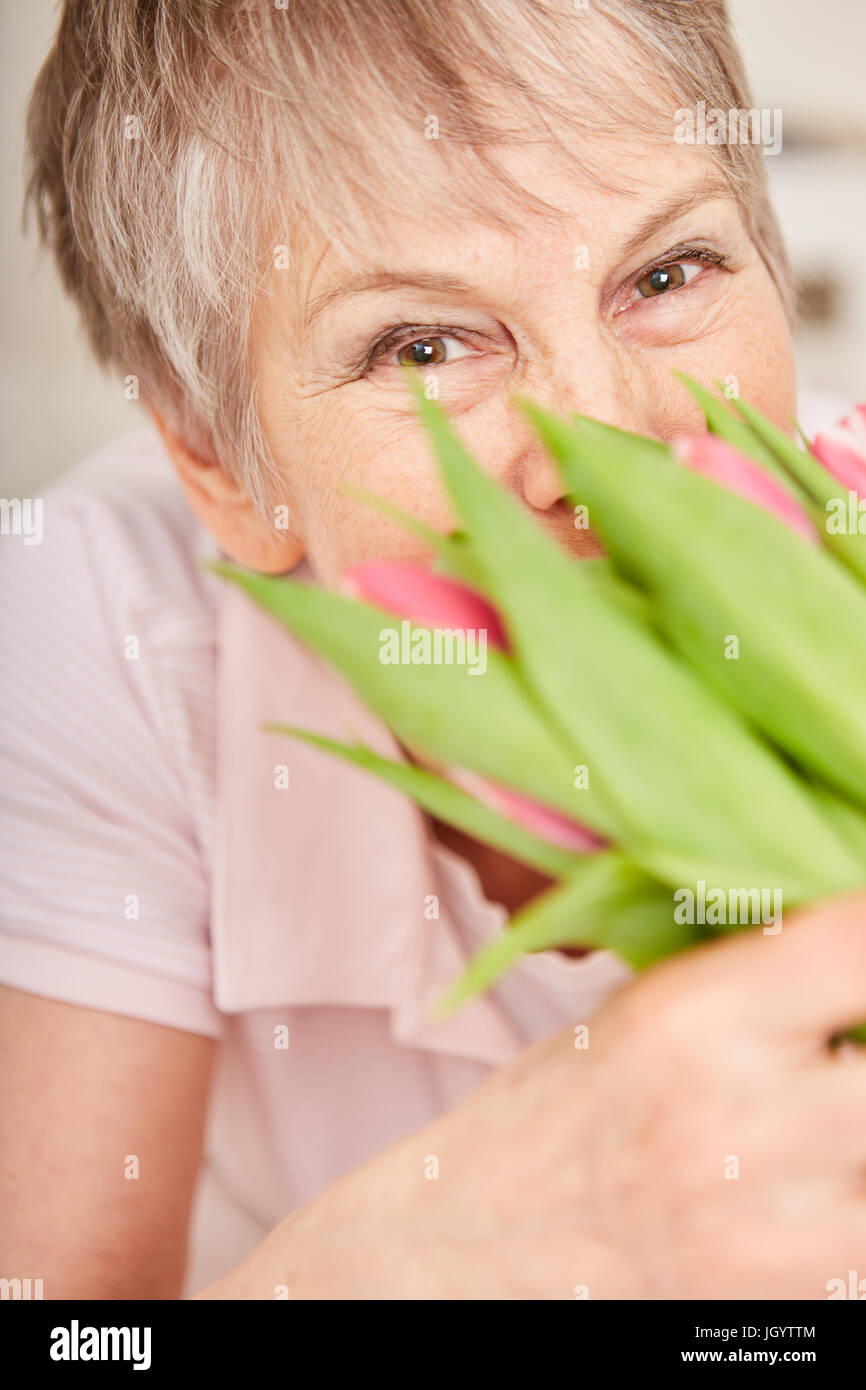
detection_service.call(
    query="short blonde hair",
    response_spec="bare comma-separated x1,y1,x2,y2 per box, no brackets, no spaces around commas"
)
26,0,793,512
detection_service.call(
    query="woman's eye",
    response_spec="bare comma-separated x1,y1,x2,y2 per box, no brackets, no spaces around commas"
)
632,261,702,300
391,335,473,367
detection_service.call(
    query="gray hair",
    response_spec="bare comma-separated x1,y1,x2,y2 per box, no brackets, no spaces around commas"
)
26,0,793,513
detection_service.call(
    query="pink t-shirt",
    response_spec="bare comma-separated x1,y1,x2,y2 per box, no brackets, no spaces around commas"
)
0,430,633,1294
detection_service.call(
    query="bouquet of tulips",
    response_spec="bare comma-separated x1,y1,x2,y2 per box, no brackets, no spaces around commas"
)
213,374,866,1035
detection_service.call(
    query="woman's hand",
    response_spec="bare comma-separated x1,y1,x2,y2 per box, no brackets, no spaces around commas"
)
200,891,866,1299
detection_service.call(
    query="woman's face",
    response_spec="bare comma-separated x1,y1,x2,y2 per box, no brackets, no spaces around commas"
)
253,141,797,585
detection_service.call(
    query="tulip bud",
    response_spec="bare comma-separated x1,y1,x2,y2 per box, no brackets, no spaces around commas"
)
528,402,866,820
341,561,508,647
344,561,599,852
813,405,866,496
448,767,605,854
672,431,817,542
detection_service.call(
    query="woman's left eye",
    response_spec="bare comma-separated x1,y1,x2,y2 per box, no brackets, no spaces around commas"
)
389,335,475,367
631,261,703,301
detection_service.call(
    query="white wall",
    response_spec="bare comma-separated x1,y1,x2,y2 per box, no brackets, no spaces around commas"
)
729,0,866,143
0,1,136,496
728,1,866,429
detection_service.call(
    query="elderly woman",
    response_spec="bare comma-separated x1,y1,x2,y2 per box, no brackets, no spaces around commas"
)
1,0,863,1300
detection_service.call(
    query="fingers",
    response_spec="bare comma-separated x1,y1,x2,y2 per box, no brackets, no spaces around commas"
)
639,890,866,1049
750,891,866,1044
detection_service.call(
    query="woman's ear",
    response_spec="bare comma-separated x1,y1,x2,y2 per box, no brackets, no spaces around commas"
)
150,412,305,574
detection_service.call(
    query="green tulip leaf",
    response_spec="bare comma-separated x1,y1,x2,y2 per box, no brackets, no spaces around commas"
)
208,560,616,836
527,401,866,833
436,854,705,1015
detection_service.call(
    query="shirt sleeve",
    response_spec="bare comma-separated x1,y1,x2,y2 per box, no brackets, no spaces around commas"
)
0,476,224,1039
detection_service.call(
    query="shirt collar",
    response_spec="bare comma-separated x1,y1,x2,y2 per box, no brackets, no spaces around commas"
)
210,566,523,1067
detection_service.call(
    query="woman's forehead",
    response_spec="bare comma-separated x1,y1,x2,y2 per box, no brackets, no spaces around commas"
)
301,108,693,249
284,142,735,314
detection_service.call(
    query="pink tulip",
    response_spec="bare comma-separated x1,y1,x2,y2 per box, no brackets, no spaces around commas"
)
812,404,866,497
342,560,601,854
672,431,817,542
341,560,508,647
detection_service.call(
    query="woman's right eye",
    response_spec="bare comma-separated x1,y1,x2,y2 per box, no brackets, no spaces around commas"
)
389,335,475,368
632,261,702,300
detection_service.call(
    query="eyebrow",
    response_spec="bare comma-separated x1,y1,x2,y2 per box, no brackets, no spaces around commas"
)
614,177,732,266
303,177,733,329
305,271,478,330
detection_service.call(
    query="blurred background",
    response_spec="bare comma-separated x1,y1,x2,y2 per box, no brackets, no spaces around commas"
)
1,0,865,495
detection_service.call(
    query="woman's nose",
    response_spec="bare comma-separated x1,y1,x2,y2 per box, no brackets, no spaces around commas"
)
512,439,605,558
513,354,660,514
519,449,570,513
